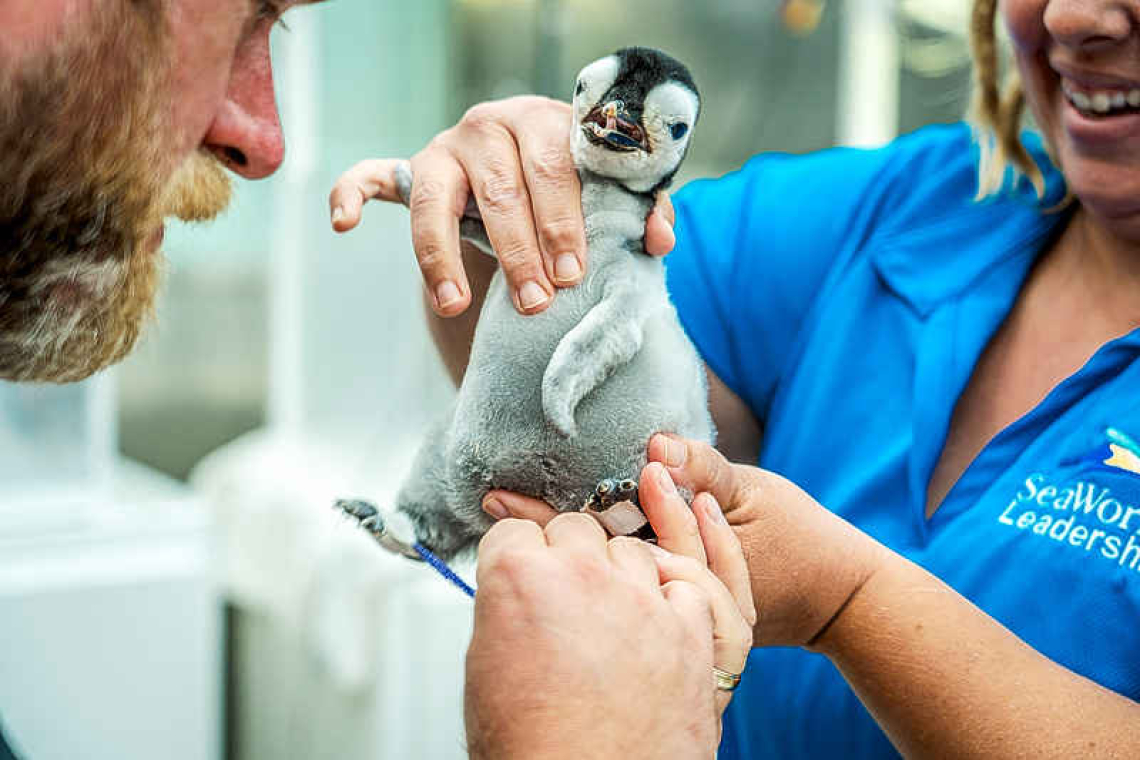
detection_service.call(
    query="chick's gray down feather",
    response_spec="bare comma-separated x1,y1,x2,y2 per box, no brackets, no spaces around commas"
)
388,48,714,559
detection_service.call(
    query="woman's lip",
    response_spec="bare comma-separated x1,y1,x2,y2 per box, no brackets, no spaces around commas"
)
1053,61,1140,91
1061,94,1140,147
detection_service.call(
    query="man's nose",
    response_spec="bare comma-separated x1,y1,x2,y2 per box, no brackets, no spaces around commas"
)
1044,0,1134,52
203,27,284,180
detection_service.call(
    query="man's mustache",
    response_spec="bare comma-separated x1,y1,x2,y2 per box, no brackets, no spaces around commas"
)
159,150,233,224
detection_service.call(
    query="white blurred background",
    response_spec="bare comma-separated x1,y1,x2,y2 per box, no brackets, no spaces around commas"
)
0,1,977,758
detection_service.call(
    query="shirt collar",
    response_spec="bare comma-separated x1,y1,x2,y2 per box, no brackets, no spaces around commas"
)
870,185,1071,318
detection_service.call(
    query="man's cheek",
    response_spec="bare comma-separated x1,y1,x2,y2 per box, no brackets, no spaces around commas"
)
162,0,247,162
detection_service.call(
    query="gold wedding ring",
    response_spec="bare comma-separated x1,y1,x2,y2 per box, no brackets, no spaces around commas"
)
713,666,742,692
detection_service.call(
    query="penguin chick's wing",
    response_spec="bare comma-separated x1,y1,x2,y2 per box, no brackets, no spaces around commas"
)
394,162,495,257
542,276,648,437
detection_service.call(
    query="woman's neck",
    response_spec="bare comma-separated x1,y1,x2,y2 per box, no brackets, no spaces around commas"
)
1047,207,1140,335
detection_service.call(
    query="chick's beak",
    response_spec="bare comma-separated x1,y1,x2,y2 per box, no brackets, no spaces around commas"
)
583,99,648,152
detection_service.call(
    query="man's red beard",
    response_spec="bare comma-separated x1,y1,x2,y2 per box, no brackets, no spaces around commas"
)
0,2,233,383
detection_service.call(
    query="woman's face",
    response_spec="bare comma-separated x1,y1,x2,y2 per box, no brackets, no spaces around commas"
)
1003,0,1140,239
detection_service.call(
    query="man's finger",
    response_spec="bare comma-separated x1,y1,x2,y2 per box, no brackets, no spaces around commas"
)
329,158,407,233
452,106,553,314
606,536,660,589
660,579,715,651
513,101,586,288
544,512,608,556
639,462,706,564
476,517,548,583
408,147,474,317
483,490,560,527
648,434,739,512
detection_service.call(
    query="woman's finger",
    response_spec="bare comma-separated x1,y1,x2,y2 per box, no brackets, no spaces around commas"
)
449,103,554,315
640,462,707,565
328,158,407,233
650,545,752,678
693,492,757,628
512,99,587,288
645,193,676,257
407,147,475,317
648,434,740,514
483,490,560,527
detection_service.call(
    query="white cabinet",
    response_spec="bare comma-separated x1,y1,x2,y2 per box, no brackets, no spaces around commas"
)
0,461,221,760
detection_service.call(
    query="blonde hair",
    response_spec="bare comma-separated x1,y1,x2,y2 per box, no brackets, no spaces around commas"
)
969,0,1046,199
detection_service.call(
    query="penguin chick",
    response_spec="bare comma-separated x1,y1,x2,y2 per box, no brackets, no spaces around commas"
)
345,48,713,560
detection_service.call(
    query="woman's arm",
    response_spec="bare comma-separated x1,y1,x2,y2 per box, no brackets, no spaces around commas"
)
816,554,1140,759
651,435,1140,760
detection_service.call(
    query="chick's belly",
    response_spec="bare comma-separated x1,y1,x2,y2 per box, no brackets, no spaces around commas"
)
462,285,595,402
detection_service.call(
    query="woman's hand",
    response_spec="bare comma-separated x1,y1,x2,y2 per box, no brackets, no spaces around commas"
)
645,434,887,649
482,460,755,719
486,436,885,650
327,96,676,318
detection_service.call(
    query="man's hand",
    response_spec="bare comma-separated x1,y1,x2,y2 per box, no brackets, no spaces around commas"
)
328,96,676,318
479,461,755,721
466,513,728,760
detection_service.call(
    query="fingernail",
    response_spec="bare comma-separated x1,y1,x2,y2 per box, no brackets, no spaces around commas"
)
519,280,550,310
659,223,676,254
436,280,463,309
483,498,509,521
646,542,670,559
661,436,687,468
703,495,728,525
554,254,582,283
656,463,677,494
332,206,344,224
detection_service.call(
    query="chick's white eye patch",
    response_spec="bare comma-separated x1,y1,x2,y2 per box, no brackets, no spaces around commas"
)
644,81,699,140
574,56,619,104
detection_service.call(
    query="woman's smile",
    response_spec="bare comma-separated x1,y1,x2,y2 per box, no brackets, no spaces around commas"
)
1054,62,1140,150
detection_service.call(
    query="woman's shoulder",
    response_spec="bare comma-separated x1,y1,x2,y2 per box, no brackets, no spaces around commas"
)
674,123,1062,245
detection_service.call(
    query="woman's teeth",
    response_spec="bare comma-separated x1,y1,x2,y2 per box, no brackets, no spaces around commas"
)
1064,82,1140,116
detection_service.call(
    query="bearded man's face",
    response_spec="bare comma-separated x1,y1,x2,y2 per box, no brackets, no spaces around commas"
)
0,0,290,383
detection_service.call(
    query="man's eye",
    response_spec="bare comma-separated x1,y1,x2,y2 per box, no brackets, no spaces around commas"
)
257,0,283,20
256,0,292,29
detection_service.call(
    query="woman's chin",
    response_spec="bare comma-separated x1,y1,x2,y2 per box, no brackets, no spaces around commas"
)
1062,159,1140,229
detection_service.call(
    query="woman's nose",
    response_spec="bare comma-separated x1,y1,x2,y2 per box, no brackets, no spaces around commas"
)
1044,0,1135,53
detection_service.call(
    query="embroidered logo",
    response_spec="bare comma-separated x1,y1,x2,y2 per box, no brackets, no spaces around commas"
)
1103,428,1140,477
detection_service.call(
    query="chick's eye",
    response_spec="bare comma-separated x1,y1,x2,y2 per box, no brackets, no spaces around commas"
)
671,123,689,140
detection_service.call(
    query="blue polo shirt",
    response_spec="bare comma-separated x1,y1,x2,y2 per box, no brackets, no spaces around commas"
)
665,123,1140,759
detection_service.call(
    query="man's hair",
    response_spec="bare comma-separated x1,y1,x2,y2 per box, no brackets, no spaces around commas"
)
969,0,1047,199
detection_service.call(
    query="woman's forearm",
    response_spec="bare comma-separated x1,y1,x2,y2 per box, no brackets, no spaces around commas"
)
815,552,1140,759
